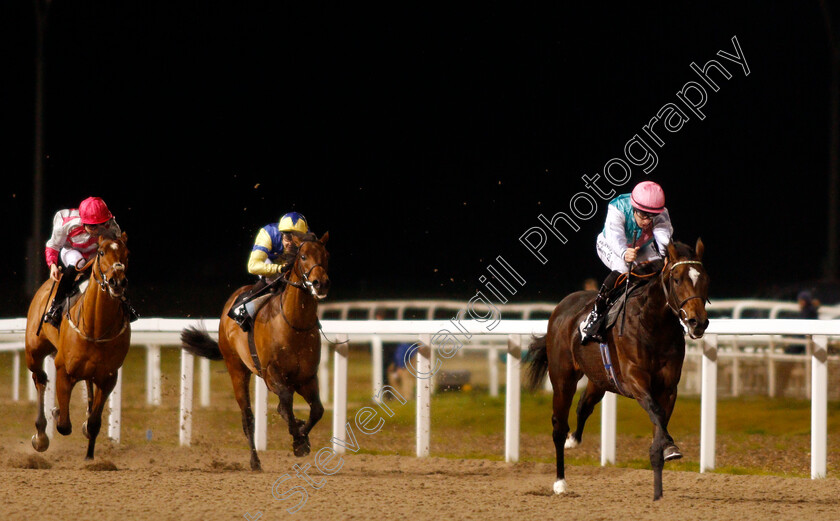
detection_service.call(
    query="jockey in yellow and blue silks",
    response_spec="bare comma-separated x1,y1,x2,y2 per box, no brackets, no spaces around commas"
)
228,212,309,331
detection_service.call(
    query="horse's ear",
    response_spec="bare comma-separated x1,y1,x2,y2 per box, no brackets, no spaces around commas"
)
666,241,679,261
121,232,128,243
695,237,704,261
319,231,329,245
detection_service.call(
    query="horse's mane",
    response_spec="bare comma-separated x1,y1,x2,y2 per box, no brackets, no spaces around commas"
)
298,232,318,243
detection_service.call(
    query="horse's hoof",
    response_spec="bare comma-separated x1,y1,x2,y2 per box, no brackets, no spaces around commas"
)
564,434,579,449
82,421,89,440
250,455,263,472
293,438,311,457
31,433,50,452
56,423,72,436
553,479,568,494
664,444,682,461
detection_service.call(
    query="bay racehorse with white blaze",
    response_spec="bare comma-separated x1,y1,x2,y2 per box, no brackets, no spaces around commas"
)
181,232,330,470
527,239,709,500
25,234,131,460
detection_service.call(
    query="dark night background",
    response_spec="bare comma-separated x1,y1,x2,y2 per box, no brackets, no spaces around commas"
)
1,1,838,318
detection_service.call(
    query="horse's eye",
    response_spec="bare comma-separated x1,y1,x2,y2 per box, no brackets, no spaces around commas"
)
98,250,104,257
674,277,681,285
301,254,307,261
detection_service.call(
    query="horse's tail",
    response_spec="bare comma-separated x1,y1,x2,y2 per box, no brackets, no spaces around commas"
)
180,326,224,361
525,334,549,392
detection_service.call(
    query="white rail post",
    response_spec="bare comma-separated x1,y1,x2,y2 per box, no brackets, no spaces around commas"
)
805,339,812,400
700,334,718,473
44,354,56,438
372,335,384,397
504,335,521,462
488,347,499,398
200,358,210,407
179,350,194,447
108,367,122,443
811,335,828,479
146,344,161,406
254,376,268,451
320,343,331,406
767,350,776,397
600,392,616,465
416,334,431,458
12,350,20,401
331,336,349,454
732,357,740,397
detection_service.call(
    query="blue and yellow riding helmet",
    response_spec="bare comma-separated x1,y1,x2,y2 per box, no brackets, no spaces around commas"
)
278,212,309,234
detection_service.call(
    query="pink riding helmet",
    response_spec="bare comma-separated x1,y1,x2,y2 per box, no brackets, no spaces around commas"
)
79,196,114,225
630,181,665,213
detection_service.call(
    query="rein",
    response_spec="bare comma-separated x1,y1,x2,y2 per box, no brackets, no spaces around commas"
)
66,245,128,343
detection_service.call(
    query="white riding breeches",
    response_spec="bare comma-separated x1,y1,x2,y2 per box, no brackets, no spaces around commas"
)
60,248,86,269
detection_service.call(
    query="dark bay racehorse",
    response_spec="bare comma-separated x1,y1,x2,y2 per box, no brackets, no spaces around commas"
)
25,234,131,460
527,239,709,500
181,232,330,471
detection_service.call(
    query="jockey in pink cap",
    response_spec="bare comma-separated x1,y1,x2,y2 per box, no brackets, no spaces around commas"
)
580,181,674,344
42,197,138,327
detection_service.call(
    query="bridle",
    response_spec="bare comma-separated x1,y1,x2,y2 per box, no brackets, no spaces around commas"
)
278,242,327,332
66,242,129,343
661,259,709,327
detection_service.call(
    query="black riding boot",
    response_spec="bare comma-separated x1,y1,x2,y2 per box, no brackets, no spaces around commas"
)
581,270,621,344
43,266,78,328
227,277,270,332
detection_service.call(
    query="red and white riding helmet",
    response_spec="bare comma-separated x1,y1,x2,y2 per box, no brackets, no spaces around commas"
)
630,181,665,214
79,196,113,225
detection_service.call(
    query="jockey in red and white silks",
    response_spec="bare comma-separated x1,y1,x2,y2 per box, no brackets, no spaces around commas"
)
42,197,129,328
45,206,121,275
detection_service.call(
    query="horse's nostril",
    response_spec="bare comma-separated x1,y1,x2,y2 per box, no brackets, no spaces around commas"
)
688,318,697,328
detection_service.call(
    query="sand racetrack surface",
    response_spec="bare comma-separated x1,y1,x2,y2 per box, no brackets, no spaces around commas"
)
2,438,838,521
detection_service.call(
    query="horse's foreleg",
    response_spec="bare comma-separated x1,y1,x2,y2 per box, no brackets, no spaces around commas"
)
569,379,605,448
295,377,324,437
275,385,309,457
54,365,76,436
84,375,116,460
550,376,578,495
29,364,50,452
636,393,670,500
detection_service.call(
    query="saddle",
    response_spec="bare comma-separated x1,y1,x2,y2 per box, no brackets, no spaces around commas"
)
600,261,663,336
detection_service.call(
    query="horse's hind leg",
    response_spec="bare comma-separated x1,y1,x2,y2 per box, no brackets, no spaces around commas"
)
54,365,77,436
26,347,52,452
550,373,579,494
227,358,261,471
568,379,605,448
83,374,117,460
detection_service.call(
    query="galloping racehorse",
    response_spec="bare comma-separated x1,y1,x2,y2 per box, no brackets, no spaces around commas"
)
181,232,330,470
25,234,131,460
527,239,709,500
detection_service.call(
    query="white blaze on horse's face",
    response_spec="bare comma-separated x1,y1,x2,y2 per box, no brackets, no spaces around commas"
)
688,267,700,286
